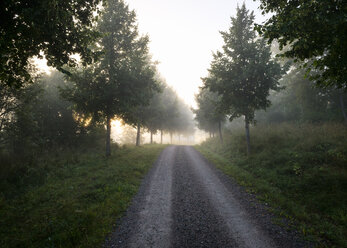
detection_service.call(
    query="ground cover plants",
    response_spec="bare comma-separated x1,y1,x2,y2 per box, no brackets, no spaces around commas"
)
0,144,166,248
196,122,347,247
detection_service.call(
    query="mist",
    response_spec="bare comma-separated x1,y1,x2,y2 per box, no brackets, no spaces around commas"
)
1,0,346,247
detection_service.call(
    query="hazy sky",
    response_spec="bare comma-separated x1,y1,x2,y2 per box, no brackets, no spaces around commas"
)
126,0,269,107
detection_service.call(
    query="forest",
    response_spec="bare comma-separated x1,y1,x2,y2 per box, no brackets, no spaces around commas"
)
1,0,346,247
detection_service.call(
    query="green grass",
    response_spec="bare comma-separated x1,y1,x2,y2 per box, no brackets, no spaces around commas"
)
0,144,166,248
196,123,347,248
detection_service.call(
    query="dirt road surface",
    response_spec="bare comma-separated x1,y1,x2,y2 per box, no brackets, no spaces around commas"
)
104,146,309,248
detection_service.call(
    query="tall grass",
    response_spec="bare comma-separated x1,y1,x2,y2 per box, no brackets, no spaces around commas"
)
197,123,347,247
0,144,166,248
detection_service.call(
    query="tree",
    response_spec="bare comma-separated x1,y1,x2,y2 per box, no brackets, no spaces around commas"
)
0,64,41,150
150,85,179,144
256,0,347,89
35,72,89,147
1,71,97,156
135,83,165,145
193,87,225,143
256,66,347,124
124,75,164,146
174,100,195,143
1,80,42,154
0,0,101,88
64,0,159,156
204,4,283,155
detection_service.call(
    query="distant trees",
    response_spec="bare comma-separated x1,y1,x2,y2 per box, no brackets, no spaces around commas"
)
203,4,283,154
63,0,160,156
129,82,195,146
193,87,225,143
155,85,194,144
0,71,97,158
0,0,101,88
256,66,347,124
256,0,347,89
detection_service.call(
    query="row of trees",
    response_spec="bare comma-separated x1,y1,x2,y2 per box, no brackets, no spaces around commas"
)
194,3,346,155
0,0,194,160
132,84,194,146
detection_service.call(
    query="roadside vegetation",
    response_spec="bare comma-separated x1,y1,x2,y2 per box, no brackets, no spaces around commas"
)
194,5,346,246
0,144,166,248
1,1,194,247
1,0,346,247
197,123,347,247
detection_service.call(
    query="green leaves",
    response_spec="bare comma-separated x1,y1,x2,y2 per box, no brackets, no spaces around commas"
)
0,0,102,88
205,4,283,124
257,0,347,89
193,87,225,133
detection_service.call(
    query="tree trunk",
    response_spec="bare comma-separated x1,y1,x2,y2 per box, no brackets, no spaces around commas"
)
106,115,111,157
150,131,153,144
218,121,223,144
161,130,163,144
136,123,141,146
178,134,181,144
170,132,173,144
245,116,251,156
340,94,347,123
209,132,212,138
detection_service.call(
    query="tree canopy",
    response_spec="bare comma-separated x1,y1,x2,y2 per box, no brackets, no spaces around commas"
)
193,87,225,142
0,0,101,87
63,0,160,155
204,4,283,154
256,0,347,89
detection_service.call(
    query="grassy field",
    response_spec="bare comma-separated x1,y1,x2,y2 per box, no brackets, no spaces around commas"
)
0,144,166,248
196,123,347,248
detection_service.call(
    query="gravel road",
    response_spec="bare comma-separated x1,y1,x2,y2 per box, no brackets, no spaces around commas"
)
104,146,310,248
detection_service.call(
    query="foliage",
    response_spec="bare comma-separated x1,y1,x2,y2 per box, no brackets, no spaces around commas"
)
0,144,166,248
256,66,347,123
204,4,283,123
0,71,105,190
172,99,195,136
0,0,101,88
120,125,144,145
256,0,347,88
193,87,225,134
197,123,347,247
137,83,195,140
203,4,283,154
63,0,160,155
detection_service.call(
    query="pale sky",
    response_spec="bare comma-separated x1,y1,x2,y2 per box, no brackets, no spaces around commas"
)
126,0,269,107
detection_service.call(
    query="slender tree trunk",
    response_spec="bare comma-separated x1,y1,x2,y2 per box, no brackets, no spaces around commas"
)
106,115,111,157
340,94,347,123
178,134,181,144
136,123,141,146
209,132,212,138
150,131,153,144
170,132,173,144
218,121,223,144
161,130,163,144
245,116,251,156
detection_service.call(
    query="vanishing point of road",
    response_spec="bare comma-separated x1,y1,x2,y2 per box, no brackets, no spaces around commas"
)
104,146,309,248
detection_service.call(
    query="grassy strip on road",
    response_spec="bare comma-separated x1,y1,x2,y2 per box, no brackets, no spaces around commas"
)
196,123,347,248
0,144,166,248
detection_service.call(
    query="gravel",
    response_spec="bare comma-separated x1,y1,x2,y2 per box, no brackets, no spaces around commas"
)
104,146,311,248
